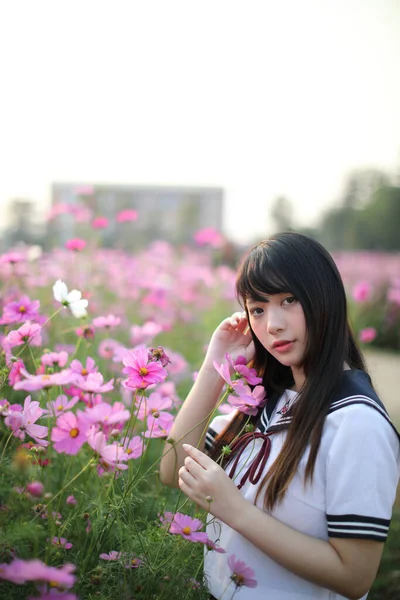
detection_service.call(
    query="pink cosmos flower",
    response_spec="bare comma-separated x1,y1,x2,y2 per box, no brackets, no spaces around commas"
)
214,356,262,389
162,348,188,380
124,556,143,569
51,411,89,455
8,358,26,386
205,539,226,553
41,352,69,368
87,430,128,473
100,551,122,560
81,401,130,434
73,372,114,394
40,510,62,522
3,321,42,349
194,227,224,248
159,511,175,529
66,495,77,505
26,481,44,497
0,558,76,587
0,251,25,264
352,281,372,303
143,417,174,439
169,513,208,544
147,346,171,366
1,296,40,324
227,382,266,416
69,357,98,379
92,314,121,329
122,347,167,389
136,392,173,420
65,238,86,251
4,396,49,446
122,436,144,460
92,216,108,229
226,354,263,385
359,327,377,343
157,381,181,407
116,209,138,223
98,338,123,360
227,554,257,588
76,325,96,340
0,398,10,414
130,321,164,345
44,395,79,417
51,537,73,550
13,369,75,392
28,590,78,600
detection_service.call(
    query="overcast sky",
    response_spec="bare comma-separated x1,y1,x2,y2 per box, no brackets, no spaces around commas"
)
0,0,399,243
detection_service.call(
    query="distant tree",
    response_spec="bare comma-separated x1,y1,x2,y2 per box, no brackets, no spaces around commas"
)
356,186,400,250
270,196,294,232
317,168,395,251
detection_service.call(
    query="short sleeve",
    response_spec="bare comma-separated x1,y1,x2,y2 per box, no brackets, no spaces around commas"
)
204,410,237,454
326,404,400,542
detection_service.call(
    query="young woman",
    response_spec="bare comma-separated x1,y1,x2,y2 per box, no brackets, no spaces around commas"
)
160,232,400,600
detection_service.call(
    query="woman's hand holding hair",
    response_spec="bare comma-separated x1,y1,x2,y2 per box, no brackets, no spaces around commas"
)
204,311,255,370
160,313,254,489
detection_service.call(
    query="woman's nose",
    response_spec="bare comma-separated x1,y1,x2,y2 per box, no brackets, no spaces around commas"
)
266,309,284,335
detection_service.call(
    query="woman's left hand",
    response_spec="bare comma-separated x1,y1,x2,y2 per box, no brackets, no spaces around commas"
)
178,444,245,525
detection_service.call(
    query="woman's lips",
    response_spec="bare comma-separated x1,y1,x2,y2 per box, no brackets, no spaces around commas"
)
272,341,294,353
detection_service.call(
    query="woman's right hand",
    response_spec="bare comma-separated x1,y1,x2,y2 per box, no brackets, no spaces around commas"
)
203,311,255,368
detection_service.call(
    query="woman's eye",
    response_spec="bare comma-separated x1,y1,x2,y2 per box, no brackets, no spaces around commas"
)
249,307,263,316
283,296,296,305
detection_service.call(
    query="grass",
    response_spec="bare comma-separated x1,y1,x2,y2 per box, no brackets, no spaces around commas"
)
369,486,400,599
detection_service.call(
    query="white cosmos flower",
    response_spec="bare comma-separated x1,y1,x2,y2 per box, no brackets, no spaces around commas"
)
53,279,89,318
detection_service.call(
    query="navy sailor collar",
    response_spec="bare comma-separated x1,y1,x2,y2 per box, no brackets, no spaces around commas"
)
256,370,400,441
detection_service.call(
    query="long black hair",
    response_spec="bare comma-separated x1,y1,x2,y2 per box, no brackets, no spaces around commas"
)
210,232,368,509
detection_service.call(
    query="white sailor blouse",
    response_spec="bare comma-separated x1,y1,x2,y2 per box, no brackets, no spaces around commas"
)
204,369,400,600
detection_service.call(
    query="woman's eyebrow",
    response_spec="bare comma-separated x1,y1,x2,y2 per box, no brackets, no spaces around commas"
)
246,295,270,305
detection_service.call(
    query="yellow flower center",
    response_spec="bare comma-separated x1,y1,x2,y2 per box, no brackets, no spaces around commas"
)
182,526,191,535
233,573,245,586
42,375,51,381
19,305,26,313
81,368,88,376
151,409,160,418
131,558,139,566
70,428,79,438
126,448,132,454
57,405,64,411
139,367,148,376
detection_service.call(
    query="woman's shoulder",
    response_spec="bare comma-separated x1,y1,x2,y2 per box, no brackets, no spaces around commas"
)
326,369,400,441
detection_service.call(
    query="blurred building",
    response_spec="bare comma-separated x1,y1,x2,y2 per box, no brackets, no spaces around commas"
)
1,198,45,250
48,182,224,249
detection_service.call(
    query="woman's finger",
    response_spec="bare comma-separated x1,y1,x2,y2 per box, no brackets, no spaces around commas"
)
178,466,197,486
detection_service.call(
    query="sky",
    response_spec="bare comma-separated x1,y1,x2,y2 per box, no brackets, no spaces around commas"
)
0,0,399,243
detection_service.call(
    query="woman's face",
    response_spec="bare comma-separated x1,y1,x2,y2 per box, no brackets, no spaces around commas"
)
246,292,307,381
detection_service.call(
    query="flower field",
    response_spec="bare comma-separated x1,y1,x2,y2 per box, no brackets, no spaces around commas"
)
0,233,399,600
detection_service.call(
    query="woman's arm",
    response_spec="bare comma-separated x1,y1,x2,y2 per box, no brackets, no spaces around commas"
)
159,312,254,487
179,444,383,599
159,363,225,487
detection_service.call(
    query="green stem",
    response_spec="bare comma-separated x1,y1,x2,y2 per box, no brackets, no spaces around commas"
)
217,579,233,600
30,458,95,521
40,307,63,330
0,431,14,466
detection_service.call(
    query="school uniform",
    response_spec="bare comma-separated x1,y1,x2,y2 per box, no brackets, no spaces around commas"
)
204,369,400,600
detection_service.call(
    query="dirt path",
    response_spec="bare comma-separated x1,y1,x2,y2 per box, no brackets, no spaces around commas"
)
364,350,400,424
